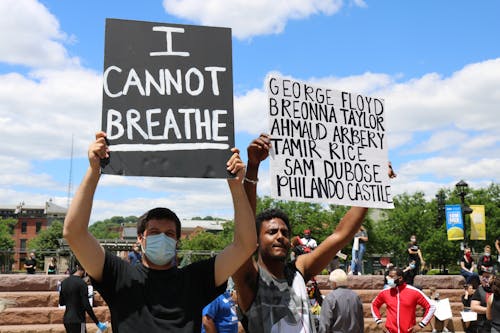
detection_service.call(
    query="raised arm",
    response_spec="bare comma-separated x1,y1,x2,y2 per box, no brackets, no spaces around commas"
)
232,134,271,311
243,134,271,212
486,294,494,320
214,148,257,287
63,132,108,282
296,207,368,281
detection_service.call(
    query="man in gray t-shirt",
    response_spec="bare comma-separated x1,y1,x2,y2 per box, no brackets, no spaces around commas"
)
319,269,364,333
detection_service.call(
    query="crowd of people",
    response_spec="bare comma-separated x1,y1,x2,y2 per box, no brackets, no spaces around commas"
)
19,132,499,333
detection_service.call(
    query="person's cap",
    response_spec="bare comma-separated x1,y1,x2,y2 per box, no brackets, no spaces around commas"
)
329,269,348,284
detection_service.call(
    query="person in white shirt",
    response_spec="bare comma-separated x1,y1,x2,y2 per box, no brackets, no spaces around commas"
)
301,229,318,251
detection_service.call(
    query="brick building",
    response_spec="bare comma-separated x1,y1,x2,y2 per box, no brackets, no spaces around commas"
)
0,200,67,271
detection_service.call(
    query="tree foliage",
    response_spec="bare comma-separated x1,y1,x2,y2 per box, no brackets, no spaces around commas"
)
27,220,63,252
0,218,16,250
89,216,137,239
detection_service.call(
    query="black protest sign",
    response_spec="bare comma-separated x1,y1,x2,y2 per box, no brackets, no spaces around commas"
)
101,19,234,178
267,75,394,209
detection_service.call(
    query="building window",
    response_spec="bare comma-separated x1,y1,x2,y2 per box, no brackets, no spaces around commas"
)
36,222,42,233
20,239,27,250
21,222,27,234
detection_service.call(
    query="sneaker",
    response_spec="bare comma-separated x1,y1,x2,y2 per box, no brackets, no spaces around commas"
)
431,329,437,333
357,272,361,275
442,328,450,332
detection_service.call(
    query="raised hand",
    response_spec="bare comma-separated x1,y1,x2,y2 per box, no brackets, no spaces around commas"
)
89,131,110,171
247,133,271,166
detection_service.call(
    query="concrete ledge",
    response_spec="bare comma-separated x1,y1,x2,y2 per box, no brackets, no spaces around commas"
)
316,274,466,290
0,291,106,308
0,274,65,292
0,324,107,333
0,307,111,326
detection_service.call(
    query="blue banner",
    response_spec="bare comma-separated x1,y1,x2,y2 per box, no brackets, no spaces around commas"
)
445,204,464,240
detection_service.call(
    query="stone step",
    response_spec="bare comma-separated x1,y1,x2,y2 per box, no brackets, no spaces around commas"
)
363,316,468,333
0,306,111,326
0,274,64,292
0,324,108,333
1,274,467,292
0,291,106,308
321,288,466,303
314,274,466,290
361,301,466,318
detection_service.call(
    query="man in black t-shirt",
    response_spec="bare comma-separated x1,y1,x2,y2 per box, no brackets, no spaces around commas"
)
24,252,37,274
59,265,106,333
471,270,494,332
63,132,256,332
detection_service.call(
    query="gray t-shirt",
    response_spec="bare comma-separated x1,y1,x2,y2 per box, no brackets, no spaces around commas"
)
242,262,315,333
318,286,364,333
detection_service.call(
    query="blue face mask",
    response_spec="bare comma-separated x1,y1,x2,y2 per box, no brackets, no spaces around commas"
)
386,278,396,288
143,233,176,266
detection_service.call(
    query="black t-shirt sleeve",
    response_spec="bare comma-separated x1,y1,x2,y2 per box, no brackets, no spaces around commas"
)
183,256,227,308
471,289,482,303
90,250,130,306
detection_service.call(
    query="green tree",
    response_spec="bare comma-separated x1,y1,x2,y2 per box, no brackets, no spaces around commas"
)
370,192,435,266
0,218,16,250
28,220,63,252
256,196,347,243
89,215,137,239
0,218,16,272
180,231,225,251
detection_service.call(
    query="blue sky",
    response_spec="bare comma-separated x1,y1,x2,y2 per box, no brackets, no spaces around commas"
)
1,0,499,222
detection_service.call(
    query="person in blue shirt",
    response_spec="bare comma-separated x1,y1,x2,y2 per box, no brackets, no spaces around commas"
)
127,243,142,265
202,289,239,333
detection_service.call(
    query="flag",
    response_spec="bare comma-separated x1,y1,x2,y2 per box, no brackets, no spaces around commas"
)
445,204,464,241
470,205,486,240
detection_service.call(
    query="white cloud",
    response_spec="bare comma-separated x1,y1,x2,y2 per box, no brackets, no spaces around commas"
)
163,0,350,39
0,0,79,68
409,130,469,154
385,58,500,133
0,68,102,161
398,157,500,182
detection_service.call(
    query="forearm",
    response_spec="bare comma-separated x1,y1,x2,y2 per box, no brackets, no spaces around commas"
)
202,316,217,333
215,180,257,286
64,166,105,280
471,301,486,314
64,167,99,238
229,179,256,253
244,161,260,214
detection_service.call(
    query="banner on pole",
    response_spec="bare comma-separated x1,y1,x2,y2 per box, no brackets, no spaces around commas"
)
470,205,486,240
445,204,464,241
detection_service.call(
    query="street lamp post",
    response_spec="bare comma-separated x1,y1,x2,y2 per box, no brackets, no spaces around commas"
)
455,180,473,247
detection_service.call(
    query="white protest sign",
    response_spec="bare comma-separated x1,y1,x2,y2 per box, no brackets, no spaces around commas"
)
460,311,477,322
267,75,393,208
434,298,453,321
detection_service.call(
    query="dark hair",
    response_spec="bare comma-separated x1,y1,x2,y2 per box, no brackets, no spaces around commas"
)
137,207,181,240
255,208,291,237
388,267,404,278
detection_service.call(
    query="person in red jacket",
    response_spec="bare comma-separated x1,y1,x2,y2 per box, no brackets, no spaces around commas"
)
371,267,436,333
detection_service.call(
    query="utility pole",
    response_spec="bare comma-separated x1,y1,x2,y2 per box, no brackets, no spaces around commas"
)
66,134,74,208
